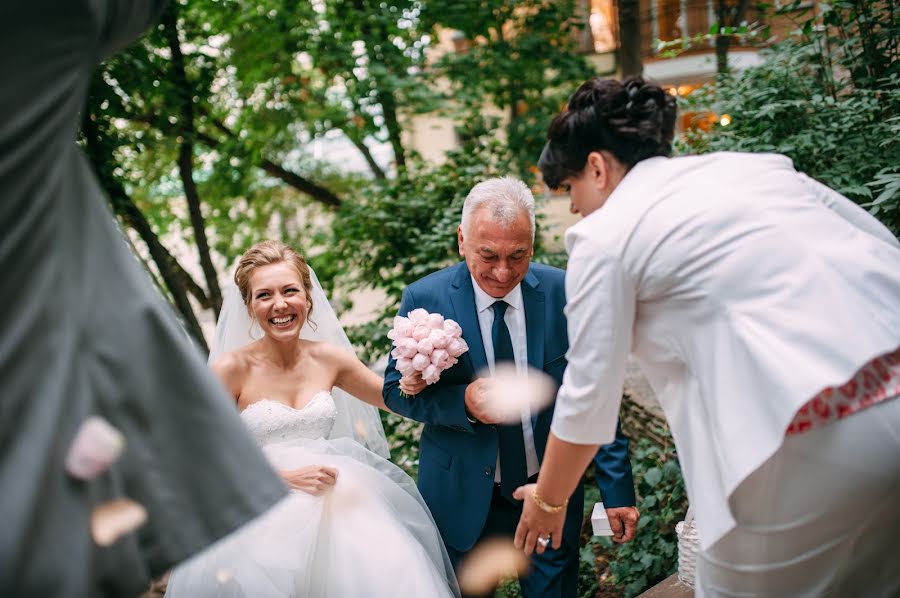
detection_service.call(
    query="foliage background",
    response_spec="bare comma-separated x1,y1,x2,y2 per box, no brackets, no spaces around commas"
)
87,0,896,596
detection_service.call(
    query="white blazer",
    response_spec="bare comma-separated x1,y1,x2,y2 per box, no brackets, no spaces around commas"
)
551,152,900,549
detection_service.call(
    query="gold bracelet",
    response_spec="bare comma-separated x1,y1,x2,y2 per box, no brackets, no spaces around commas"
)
532,489,568,513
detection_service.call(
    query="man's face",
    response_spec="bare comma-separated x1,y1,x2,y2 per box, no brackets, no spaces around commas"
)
458,207,533,298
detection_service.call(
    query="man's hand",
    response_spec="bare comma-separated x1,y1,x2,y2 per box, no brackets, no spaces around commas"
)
399,372,427,396
606,506,639,543
464,378,503,424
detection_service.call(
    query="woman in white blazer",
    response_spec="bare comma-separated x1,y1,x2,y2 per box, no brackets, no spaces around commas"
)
513,77,900,596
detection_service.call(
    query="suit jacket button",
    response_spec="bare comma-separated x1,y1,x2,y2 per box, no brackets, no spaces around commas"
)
484,467,493,477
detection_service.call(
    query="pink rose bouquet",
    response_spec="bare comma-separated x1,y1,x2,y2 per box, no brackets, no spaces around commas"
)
389,308,469,388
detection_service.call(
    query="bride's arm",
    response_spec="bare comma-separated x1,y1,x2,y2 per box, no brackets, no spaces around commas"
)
328,345,391,412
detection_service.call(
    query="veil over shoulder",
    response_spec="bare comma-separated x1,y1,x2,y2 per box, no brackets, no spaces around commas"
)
209,265,390,459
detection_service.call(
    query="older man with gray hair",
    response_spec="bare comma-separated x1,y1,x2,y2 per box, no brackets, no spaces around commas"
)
383,176,637,598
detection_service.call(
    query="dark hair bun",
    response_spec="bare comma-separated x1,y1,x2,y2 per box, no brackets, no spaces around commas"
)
539,76,676,188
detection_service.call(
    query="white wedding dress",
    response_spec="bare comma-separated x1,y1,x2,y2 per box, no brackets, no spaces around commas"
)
165,390,459,597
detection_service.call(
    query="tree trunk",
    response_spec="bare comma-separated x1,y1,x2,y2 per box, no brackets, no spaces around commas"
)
351,0,406,170
377,88,407,170
617,0,643,76
82,114,210,352
162,5,222,317
715,32,731,74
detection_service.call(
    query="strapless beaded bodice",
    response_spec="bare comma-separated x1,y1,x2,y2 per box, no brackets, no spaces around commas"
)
240,391,338,445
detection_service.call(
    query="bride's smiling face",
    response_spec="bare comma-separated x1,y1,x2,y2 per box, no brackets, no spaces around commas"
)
248,262,310,341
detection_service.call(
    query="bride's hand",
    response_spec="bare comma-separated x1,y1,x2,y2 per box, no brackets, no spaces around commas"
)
281,465,338,496
400,372,427,395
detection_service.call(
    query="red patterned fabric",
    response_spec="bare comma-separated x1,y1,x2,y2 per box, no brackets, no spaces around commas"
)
787,348,900,435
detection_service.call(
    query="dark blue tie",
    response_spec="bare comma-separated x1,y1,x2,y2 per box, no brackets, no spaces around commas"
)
492,301,527,502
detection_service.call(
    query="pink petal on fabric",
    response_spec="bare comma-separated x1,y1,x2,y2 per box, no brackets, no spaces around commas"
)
457,537,529,595
65,416,126,481
91,498,148,547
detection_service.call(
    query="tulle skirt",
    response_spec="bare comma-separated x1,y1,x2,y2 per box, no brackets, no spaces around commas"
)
165,437,460,597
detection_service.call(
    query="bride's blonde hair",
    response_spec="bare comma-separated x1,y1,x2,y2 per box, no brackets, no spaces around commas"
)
234,240,314,319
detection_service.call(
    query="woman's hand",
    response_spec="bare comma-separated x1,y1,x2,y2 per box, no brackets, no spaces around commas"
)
281,465,338,496
400,372,427,396
513,483,566,555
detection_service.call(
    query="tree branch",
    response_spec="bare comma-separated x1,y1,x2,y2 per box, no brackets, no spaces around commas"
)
197,112,343,207
161,4,223,317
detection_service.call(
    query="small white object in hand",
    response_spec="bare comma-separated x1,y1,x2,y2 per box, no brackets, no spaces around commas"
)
65,416,126,480
591,502,614,536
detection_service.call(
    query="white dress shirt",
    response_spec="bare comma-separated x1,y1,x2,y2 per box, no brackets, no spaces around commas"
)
551,152,900,549
470,276,541,481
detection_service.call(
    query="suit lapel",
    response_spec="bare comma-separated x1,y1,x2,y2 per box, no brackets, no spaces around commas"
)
522,269,545,373
522,269,546,430
449,263,489,376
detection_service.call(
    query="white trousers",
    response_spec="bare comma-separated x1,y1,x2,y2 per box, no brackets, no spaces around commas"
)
696,395,900,597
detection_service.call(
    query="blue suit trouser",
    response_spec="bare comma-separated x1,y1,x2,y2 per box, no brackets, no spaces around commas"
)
446,482,578,598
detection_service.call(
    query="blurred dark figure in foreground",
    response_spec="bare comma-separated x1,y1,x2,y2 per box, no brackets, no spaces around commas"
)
0,2,287,596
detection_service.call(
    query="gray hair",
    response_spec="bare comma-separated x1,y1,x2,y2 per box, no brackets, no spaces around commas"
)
461,176,536,240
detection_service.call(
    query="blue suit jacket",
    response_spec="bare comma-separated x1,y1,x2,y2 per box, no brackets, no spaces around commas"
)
383,261,635,553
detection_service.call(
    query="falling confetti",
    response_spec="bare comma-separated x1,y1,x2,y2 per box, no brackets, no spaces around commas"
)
65,416,126,480
480,364,556,424
91,498,148,546
457,537,530,595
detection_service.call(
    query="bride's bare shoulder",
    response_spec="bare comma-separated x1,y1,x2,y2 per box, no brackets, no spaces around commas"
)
303,339,356,367
210,346,256,395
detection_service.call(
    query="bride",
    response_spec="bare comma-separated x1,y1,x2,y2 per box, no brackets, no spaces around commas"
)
165,240,459,598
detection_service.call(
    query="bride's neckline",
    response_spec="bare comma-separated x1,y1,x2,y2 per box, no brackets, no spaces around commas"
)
241,390,331,415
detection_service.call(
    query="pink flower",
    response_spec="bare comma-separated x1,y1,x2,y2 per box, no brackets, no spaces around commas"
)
447,337,469,358
65,416,126,481
430,349,451,369
388,310,469,388
428,328,450,349
443,319,463,337
422,364,441,385
426,313,445,329
417,338,434,355
397,337,419,359
412,353,430,371
396,357,414,376
407,308,429,324
389,316,413,339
